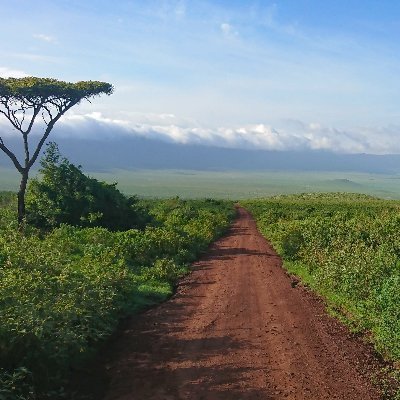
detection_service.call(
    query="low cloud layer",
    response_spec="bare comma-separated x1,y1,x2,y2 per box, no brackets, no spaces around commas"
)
0,111,399,155
58,112,400,155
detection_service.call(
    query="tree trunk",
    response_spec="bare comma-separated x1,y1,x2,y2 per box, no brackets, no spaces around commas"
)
18,170,29,227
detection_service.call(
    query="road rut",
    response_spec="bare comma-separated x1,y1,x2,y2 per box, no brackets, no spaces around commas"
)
100,207,381,400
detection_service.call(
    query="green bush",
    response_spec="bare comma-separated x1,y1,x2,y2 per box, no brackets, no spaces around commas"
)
26,143,150,231
0,195,234,398
281,229,304,260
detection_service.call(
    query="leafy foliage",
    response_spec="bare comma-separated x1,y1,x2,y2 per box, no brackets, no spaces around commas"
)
0,191,15,208
0,77,113,105
0,191,234,398
26,143,149,230
0,76,113,225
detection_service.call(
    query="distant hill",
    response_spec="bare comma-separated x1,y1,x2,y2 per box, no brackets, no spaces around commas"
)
1,135,400,174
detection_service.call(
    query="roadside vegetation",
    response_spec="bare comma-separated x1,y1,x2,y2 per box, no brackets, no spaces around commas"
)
3,142,400,399
243,193,400,397
0,146,234,399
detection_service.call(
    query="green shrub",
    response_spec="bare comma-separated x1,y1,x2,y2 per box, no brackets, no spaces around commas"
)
281,229,304,260
26,142,150,231
0,196,234,398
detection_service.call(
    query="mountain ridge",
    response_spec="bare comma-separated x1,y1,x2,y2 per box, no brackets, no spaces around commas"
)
0,135,399,174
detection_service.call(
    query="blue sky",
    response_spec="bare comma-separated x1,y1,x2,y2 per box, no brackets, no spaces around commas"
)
1,1,400,154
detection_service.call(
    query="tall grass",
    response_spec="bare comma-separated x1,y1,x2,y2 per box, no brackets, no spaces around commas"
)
243,193,400,362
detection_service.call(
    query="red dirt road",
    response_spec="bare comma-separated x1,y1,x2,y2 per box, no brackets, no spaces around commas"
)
100,208,381,400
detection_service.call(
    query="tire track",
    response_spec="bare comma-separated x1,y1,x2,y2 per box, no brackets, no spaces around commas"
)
96,207,381,400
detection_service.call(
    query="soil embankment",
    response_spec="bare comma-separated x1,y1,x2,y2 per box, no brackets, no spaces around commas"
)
96,207,381,399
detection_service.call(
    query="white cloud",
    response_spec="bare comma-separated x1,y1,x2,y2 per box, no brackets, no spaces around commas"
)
260,3,302,38
220,23,238,38
175,0,186,19
52,112,400,155
150,0,186,22
33,33,57,43
0,67,28,78
1,109,399,155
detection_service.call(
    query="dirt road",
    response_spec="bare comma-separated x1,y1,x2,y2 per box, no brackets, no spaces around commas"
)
99,207,381,399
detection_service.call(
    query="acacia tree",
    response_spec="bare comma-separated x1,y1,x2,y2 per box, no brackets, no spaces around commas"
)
0,77,113,225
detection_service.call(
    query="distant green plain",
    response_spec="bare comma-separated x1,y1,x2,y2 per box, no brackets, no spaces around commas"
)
1,166,400,199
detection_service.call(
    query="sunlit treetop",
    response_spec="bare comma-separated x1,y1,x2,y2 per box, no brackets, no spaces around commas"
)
0,77,114,226
0,77,113,104
0,77,113,137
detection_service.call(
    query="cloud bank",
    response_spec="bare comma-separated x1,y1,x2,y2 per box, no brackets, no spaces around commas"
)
1,111,395,155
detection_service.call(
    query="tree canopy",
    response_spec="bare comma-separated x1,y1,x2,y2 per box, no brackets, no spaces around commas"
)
0,76,113,224
0,77,113,172
0,77,113,101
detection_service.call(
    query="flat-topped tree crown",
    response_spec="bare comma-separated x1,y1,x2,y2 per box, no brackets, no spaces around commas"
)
0,78,113,128
0,77,112,101
0,76,113,226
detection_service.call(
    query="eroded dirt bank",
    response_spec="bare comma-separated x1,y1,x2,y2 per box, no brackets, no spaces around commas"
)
97,207,381,400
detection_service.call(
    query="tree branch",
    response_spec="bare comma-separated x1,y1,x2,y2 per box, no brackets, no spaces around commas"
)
24,105,41,135
41,104,53,125
0,108,22,132
0,137,23,173
28,100,77,169
23,133,29,167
